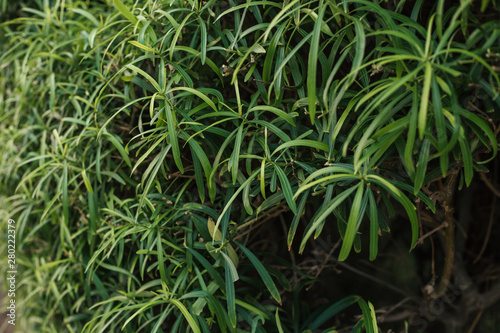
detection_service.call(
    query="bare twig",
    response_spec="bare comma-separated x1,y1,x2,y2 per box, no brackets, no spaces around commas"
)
467,307,484,333
314,239,342,278
473,196,496,264
478,279,500,309
418,222,448,244
430,235,436,278
234,205,288,240
377,297,412,323
479,172,500,197
332,258,421,303
252,78,296,91
377,310,416,324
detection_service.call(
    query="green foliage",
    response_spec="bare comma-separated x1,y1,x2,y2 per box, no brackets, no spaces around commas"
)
1,0,498,332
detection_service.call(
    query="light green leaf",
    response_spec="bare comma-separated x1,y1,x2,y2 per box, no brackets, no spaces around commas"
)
338,182,365,261
113,0,138,24
81,168,93,194
273,139,328,155
247,105,295,126
418,62,433,140
169,299,201,333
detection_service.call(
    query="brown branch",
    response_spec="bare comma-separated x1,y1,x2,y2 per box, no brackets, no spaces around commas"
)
377,297,412,323
377,309,415,324
233,205,288,241
435,169,459,299
167,165,194,179
479,172,500,197
477,279,500,308
252,78,297,91
238,80,256,94
314,239,342,278
332,259,421,303
473,196,496,264
418,222,448,244
430,235,436,278
467,307,484,333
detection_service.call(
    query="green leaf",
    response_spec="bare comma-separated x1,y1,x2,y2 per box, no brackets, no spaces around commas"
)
338,182,365,261
348,17,365,85
404,90,419,177
458,130,473,186
81,168,93,194
418,62,433,140
180,131,213,184
357,299,378,333
273,164,297,214
157,231,167,285
309,295,361,330
263,23,286,82
414,138,431,194
213,168,260,242
275,308,284,333
207,218,239,267
367,188,379,261
260,160,267,199
126,64,161,92
164,102,183,172
169,87,218,112
229,125,244,184
307,0,326,123
38,259,70,271
169,299,201,333
221,252,238,328
236,242,281,304
128,40,156,53
199,18,207,65
104,132,131,168
367,175,419,249
113,0,138,24
288,190,309,249
247,105,295,126
61,165,69,246
188,248,225,290
273,139,329,155
184,287,227,333
216,1,282,22
458,108,497,163
294,172,359,200
299,185,358,254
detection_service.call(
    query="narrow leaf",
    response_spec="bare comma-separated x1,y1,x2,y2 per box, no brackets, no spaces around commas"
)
236,242,281,304
338,183,365,261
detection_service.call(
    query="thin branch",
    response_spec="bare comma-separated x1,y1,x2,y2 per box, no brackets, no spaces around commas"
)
377,309,415,324
430,235,436,278
467,307,484,333
478,279,500,308
332,258,421,303
473,196,496,264
314,239,342,278
479,172,500,197
418,222,448,244
377,297,412,323
234,205,288,240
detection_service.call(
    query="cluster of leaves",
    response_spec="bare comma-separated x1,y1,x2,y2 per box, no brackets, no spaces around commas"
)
1,0,498,332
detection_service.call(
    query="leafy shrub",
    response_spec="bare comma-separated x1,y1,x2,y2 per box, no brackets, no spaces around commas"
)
1,0,499,332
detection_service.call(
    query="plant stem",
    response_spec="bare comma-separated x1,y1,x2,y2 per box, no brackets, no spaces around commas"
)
435,169,459,298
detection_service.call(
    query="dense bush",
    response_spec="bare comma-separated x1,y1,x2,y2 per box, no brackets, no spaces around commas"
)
1,0,499,332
